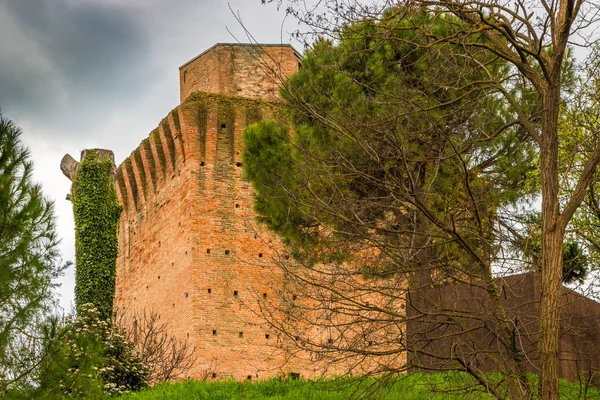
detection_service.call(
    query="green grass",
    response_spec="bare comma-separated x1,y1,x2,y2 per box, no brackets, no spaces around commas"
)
117,373,600,400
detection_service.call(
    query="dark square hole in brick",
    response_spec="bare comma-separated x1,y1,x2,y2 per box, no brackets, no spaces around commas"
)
235,204,240,208
258,253,263,258
221,123,227,129
328,338,333,344
201,161,205,166
225,250,230,255
263,293,267,299
239,332,244,338
292,294,297,301
234,290,238,297
158,276,160,279
212,330,217,335
208,288,211,294
290,372,300,380
265,334,270,339
207,249,210,254
235,162,242,167
247,375,252,380
212,372,217,378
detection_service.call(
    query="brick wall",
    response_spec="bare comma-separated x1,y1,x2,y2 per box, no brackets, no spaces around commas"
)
114,91,316,380
113,44,404,381
179,44,300,103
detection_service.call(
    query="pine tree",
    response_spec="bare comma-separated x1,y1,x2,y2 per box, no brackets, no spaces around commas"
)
0,113,62,371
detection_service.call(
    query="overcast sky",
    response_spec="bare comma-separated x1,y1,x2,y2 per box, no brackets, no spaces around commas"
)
0,0,302,312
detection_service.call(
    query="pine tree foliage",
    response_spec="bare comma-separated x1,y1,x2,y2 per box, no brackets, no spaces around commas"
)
0,113,62,365
244,11,537,279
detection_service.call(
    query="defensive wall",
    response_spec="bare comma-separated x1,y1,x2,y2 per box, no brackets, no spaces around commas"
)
112,44,312,380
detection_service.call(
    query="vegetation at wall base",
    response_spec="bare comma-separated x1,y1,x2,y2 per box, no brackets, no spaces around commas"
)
116,373,599,400
72,150,123,321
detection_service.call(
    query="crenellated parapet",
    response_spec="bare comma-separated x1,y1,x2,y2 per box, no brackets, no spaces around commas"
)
115,92,284,218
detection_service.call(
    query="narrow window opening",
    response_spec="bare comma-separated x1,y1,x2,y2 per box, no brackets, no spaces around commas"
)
292,294,297,301
158,276,160,280
208,288,212,294
247,375,252,380
212,372,217,378
233,290,238,297
183,70,187,82
172,303,175,308
171,262,174,267
258,253,263,258
235,162,242,167
263,293,267,299
265,334,270,339
201,161,205,166
146,285,149,290
235,203,240,208
207,249,210,254
225,250,230,255
184,292,188,298
212,330,217,335
328,338,333,345
221,123,227,129
239,332,244,338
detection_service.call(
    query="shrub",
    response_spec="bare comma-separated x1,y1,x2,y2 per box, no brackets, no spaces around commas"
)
32,304,150,399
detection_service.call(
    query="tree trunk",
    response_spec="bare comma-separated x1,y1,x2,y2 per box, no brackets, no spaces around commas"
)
538,225,564,400
539,85,563,400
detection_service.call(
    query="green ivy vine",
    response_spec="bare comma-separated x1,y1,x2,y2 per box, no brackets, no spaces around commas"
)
72,150,123,320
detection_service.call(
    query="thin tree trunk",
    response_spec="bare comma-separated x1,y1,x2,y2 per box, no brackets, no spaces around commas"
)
539,225,564,400
539,86,564,400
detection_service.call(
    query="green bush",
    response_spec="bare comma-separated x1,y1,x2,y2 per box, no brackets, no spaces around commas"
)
30,305,149,399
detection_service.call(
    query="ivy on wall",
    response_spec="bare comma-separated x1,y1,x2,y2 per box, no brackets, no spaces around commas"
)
72,150,123,320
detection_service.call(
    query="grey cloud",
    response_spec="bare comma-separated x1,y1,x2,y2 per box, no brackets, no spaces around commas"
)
0,0,150,131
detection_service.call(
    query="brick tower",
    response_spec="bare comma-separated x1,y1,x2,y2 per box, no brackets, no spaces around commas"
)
111,44,306,380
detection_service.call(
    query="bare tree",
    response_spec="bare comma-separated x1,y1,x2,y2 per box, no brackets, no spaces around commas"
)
115,309,195,385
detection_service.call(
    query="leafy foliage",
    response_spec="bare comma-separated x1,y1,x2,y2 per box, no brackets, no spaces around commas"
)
0,113,63,384
244,11,537,279
32,304,149,399
72,151,122,320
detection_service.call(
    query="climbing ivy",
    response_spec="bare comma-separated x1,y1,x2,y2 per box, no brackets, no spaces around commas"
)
72,150,123,320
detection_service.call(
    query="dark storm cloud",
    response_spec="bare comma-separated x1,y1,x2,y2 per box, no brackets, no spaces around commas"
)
0,0,150,123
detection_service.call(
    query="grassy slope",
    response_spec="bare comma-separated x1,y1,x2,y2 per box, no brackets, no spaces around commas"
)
118,373,600,400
